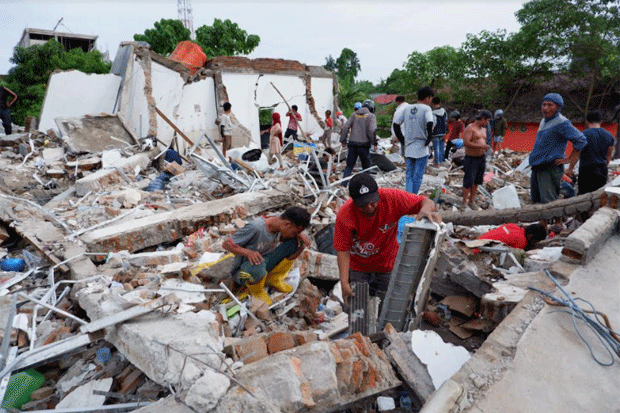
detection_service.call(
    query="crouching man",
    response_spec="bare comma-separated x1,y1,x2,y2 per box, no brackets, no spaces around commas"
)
223,207,311,304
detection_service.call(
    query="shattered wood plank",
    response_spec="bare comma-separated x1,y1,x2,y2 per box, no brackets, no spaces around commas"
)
155,106,194,146
80,294,180,334
383,323,435,404
440,189,603,226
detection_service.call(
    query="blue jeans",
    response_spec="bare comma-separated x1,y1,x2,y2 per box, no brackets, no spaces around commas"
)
406,156,428,194
432,137,444,164
343,145,372,181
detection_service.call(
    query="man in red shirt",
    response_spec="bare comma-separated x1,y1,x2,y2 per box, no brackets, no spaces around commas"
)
334,173,441,301
479,223,547,250
444,111,464,160
285,105,303,140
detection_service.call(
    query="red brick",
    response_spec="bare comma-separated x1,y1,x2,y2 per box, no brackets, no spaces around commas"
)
348,332,371,357
351,360,364,392
234,337,268,364
267,332,296,354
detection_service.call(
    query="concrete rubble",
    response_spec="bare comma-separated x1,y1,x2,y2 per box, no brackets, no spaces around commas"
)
0,49,618,413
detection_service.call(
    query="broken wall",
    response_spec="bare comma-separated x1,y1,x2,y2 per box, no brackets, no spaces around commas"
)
118,49,149,139
150,61,187,145
39,71,122,133
175,77,218,145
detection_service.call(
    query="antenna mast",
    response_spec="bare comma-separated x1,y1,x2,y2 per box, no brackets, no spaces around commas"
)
177,0,194,39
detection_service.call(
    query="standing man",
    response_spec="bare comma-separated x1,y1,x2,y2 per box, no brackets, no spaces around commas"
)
218,102,233,159
569,110,615,195
285,105,303,141
393,86,435,194
391,95,407,152
492,109,507,156
529,93,586,204
340,100,378,182
333,173,441,301
462,110,492,208
336,111,347,130
0,85,17,136
431,97,448,164
320,110,333,148
444,110,464,160
223,207,312,304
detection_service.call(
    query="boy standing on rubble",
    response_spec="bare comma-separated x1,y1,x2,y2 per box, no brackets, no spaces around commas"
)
334,173,441,302
462,110,491,209
223,207,312,304
285,105,303,141
219,102,233,159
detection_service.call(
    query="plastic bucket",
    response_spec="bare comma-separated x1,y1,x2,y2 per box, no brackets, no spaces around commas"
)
1,369,45,409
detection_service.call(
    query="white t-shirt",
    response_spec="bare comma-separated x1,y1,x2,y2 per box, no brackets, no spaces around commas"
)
391,103,408,137
220,113,233,136
394,103,434,159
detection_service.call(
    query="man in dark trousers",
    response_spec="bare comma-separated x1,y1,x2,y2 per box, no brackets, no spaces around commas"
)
334,173,441,301
340,100,378,183
0,85,17,135
568,110,615,195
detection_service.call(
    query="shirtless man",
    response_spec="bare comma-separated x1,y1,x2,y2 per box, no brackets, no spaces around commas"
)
462,110,492,208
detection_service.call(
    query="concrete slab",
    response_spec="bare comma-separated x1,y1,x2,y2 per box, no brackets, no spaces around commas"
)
81,190,291,253
452,236,620,413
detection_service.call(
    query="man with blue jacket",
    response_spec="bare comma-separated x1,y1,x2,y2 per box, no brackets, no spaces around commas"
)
529,93,586,203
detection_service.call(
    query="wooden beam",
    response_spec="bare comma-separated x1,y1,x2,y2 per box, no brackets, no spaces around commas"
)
154,106,194,146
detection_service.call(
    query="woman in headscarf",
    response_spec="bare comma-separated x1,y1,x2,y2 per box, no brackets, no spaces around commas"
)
266,112,284,169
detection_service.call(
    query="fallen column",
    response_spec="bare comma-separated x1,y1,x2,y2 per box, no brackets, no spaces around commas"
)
440,189,603,226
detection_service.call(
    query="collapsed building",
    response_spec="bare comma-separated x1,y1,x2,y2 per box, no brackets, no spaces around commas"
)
0,42,618,412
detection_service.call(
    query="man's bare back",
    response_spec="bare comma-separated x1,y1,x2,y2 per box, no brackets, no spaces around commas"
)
463,123,488,157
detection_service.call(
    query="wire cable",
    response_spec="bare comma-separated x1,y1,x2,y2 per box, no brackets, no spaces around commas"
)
529,270,620,366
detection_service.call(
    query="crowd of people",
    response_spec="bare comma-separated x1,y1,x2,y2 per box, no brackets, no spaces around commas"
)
215,90,615,305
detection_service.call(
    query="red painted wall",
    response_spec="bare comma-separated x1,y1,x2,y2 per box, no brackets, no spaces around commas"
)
504,122,618,154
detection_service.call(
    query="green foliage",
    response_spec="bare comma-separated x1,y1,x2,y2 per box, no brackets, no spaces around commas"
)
195,18,260,57
337,79,367,116
335,48,361,81
404,46,467,90
376,69,411,95
4,39,111,125
258,107,273,126
133,19,191,56
323,55,337,72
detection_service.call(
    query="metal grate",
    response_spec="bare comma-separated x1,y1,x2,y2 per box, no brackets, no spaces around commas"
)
349,282,369,335
379,220,437,331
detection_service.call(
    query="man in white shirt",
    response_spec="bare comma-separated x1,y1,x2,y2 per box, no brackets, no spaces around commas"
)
391,95,407,155
394,87,435,194
219,102,233,158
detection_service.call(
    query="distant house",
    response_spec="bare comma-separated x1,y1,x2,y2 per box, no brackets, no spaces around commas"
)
17,28,97,52
373,94,398,106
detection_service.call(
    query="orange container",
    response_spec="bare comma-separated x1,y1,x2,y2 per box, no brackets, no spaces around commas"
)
169,41,207,74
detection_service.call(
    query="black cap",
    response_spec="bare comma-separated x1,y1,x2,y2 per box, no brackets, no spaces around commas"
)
476,109,492,120
349,173,380,208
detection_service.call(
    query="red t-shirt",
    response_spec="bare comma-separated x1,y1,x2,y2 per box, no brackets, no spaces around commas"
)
287,112,302,130
333,188,426,273
479,224,527,249
448,120,464,141
326,118,333,128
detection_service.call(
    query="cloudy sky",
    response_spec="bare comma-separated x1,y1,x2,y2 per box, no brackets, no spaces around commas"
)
1,1,527,84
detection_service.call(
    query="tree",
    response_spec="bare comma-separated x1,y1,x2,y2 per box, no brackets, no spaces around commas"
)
4,39,111,125
376,69,411,95
335,48,361,81
323,55,337,72
133,19,191,56
514,0,620,117
195,18,260,57
404,46,467,89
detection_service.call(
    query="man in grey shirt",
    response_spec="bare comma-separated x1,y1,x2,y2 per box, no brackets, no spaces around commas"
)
394,86,435,194
223,206,311,304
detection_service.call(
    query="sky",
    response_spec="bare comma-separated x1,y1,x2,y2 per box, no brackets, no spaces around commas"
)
1,1,527,84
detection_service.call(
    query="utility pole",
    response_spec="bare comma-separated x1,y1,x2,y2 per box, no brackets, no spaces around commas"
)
177,0,194,40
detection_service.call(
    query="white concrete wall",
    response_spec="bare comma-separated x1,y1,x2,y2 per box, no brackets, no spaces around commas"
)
221,73,333,147
119,57,149,139
175,77,218,145
310,76,335,129
151,62,186,146
39,71,122,133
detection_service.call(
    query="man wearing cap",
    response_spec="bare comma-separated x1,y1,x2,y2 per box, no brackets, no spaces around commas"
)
529,93,586,203
462,110,492,208
333,173,441,301
340,101,378,182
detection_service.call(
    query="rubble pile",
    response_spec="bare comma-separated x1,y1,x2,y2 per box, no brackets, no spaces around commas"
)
0,121,613,413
